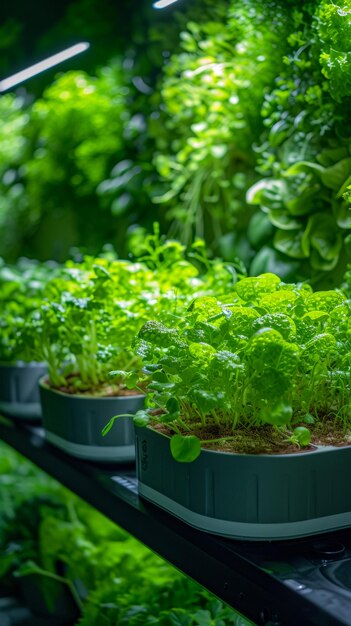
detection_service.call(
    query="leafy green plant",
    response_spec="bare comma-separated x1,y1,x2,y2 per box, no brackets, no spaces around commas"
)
0,258,59,363
21,230,237,393
105,273,351,461
150,0,290,261
247,1,351,288
0,95,31,260
21,62,131,260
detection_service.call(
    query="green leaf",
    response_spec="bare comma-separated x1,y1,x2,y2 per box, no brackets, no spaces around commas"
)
93,264,112,280
318,147,349,167
143,363,163,373
274,228,307,259
170,435,201,463
310,249,339,271
191,388,223,413
187,297,222,320
260,401,293,427
252,313,296,340
268,119,290,147
321,158,351,191
193,609,212,626
226,306,259,337
235,273,280,301
301,413,315,425
303,213,343,261
166,397,180,415
305,291,345,313
139,321,183,348
148,380,175,392
284,161,325,177
247,212,274,247
285,183,320,216
336,174,351,199
102,412,133,436
246,179,285,207
133,410,150,427
189,342,216,360
333,201,351,229
249,247,299,280
303,333,337,364
109,370,127,378
268,209,300,231
292,426,311,447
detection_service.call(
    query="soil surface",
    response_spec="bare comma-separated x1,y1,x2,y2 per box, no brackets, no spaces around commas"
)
46,375,143,398
152,417,351,455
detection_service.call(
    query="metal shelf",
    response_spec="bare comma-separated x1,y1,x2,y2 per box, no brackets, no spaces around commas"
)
1,417,351,626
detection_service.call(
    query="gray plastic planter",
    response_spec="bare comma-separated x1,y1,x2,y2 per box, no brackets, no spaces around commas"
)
0,362,46,420
40,379,144,462
135,425,351,541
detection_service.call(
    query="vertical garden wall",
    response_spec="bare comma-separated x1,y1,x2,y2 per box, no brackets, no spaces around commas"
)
0,0,350,291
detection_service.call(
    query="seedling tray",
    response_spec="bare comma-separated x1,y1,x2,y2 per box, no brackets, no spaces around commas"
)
136,425,351,541
40,380,144,462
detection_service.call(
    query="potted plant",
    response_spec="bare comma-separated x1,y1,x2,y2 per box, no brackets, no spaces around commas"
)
0,259,57,420
24,230,235,462
23,259,145,462
105,272,351,540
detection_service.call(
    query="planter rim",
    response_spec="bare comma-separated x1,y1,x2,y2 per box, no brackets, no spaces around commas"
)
39,375,144,401
139,424,350,459
0,360,45,368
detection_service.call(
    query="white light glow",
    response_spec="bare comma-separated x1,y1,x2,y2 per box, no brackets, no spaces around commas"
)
0,42,90,92
153,0,180,8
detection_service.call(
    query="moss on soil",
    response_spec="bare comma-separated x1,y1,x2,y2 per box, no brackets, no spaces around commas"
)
153,416,351,455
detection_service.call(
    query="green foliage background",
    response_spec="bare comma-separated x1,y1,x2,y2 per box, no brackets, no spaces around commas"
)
2,0,351,287
0,441,253,625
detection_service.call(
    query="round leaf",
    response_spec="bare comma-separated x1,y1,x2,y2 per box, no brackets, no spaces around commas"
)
170,435,201,463
292,426,311,447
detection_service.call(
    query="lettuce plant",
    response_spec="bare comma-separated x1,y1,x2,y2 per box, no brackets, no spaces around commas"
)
108,273,351,461
150,0,290,260
22,232,236,393
247,1,351,288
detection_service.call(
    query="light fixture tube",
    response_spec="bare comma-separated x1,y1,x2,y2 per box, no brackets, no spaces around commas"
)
153,0,180,8
0,42,90,92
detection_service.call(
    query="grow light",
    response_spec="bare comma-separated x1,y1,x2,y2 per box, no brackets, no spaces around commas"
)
0,42,90,92
153,0,180,8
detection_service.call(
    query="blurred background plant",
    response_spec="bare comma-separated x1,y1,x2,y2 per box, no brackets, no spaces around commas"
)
247,1,351,288
2,0,351,284
0,441,253,626
149,0,290,267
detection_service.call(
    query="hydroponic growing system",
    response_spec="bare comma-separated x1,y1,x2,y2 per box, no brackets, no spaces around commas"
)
2,0,351,625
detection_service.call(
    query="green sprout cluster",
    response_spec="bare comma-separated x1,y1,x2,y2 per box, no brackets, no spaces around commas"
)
19,230,236,393
118,272,351,461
